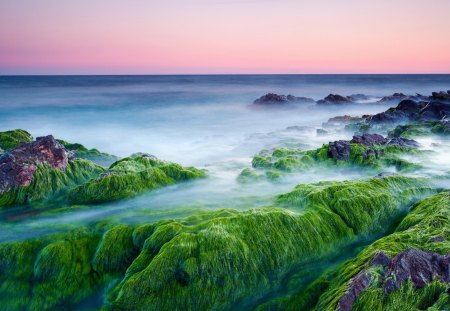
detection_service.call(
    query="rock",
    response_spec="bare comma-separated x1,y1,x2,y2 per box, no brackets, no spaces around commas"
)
337,270,372,311
385,137,419,148
377,93,408,103
431,91,450,101
0,135,72,195
131,152,158,160
317,94,352,105
430,236,445,243
337,249,450,311
253,93,315,106
323,115,363,128
420,101,450,121
383,249,450,293
328,140,351,160
351,133,386,146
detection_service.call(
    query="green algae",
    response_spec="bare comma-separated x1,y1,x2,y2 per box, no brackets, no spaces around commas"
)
388,121,450,139
280,191,450,311
68,156,206,204
0,159,105,208
0,176,443,310
240,142,423,183
0,129,33,152
57,139,119,167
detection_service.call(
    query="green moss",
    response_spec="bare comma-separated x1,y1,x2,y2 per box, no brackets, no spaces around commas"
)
0,159,105,208
0,129,33,151
237,168,262,183
305,191,450,311
68,156,206,204
388,121,450,139
57,139,119,167
252,155,273,168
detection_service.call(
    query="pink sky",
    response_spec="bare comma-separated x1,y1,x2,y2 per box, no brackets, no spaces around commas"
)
1,0,450,74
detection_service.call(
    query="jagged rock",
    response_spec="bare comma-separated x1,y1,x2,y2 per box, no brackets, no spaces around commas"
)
317,94,352,105
377,93,408,103
338,249,450,311
351,133,386,146
384,249,450,293
431,90,450,101
328,140,351,160
367,99,450,125
253,93,315,106
0,135,72,195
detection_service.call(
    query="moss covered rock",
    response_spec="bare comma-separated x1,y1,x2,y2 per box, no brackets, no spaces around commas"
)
0,129,33,151
68,155,206,204
57,139,119,167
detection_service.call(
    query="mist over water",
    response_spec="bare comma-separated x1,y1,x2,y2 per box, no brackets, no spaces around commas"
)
1,74,450,241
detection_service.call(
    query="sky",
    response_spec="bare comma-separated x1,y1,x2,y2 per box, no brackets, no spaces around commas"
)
1,0,450,74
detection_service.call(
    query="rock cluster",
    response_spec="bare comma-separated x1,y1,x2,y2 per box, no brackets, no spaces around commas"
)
317,94,352,105
338,249,450,311
0,135,72,195
327,134,418,161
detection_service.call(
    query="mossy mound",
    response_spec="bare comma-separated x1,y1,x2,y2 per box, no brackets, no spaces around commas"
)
0,176,437,310
0,129,33,151
272,191,450,311
240,141,421,183
0,159,105,208
388,120,450,139
68,155,206,204
57,139,119,167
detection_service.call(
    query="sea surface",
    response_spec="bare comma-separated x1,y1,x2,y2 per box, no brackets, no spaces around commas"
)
1,74,450,240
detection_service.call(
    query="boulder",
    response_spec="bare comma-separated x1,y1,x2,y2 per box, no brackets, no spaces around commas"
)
317,94,352,105
328,140,351,160
253,93,315,106
0,135,72,195
377,93,408,103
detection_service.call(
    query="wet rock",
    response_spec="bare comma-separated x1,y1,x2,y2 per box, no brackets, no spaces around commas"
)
253,93,315,106
377,93,408,103
430,236,445,243
0,135,71,195
351,133,386,146
328,140,351,160
323,115,363,128
317,94,352,105
384,249,450,293
337,271,372,311
420,101,450,121
385,137,419,147
371,252,390,266
431,91,450,101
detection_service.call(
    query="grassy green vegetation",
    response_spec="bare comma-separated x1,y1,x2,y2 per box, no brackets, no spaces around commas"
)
68,155,206,204
239,143,422,182
0,129,33,152
0,175,438,311
388,121,450,139
269,191,450,311
0,159,105,208
57,139,119,167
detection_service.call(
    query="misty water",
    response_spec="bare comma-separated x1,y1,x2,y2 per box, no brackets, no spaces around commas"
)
1,74,450,242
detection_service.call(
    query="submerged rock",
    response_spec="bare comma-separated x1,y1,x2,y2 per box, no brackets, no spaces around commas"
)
0,136,72,195
253,93,315,106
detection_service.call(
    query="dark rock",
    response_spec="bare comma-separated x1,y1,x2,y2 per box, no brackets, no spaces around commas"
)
431,91,450,101
328,140,351,160
385,137,419,148
337,271,372,311
351,133,386,146
0,135,71,195
317,94,352,105
377,93,408,103
253,93,315,106
367,99,450,125
384,249,450,293
371,252,390,266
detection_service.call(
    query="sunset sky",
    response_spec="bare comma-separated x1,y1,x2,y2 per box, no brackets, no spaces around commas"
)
1,0,450,74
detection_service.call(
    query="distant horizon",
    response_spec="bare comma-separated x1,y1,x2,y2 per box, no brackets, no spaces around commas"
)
2,73,450,77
